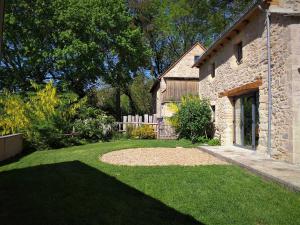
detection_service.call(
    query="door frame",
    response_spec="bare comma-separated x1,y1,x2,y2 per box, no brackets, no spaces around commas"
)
233,91,258,150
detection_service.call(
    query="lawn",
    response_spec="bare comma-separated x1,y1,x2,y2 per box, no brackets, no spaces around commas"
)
0,140,300,225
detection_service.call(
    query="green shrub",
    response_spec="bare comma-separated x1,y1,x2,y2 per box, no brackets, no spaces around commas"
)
125,125,135,138
73,114,114,142
132,125,156,139
196,136,209,144
0,83,115,150
169,95,212,143
208,138,221,146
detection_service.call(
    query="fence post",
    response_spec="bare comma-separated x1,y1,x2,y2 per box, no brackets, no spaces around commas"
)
122,116,127,131
144,114,148,123
153,114,157,123
149,115,153,123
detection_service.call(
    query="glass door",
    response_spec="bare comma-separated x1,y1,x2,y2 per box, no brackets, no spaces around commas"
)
234,92,259,150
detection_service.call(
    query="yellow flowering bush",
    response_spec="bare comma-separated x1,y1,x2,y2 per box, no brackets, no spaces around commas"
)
0,82,94,150
132,125,156,139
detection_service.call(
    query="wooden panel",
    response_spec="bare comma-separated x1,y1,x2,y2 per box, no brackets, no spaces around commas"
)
267,0,279,5
163,79,199,102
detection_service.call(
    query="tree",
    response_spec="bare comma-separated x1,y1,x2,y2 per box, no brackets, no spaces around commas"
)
0,0,5,56
0,0,151,102
128,74,153,115
128,0,253,78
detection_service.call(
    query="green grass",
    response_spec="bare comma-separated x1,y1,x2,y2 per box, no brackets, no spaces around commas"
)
0,139,300,225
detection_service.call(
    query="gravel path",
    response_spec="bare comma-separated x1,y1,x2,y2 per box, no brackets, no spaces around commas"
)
100,147,228,166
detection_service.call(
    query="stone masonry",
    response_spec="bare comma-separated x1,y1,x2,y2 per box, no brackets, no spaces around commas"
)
198,1,300,164
152,43,205,119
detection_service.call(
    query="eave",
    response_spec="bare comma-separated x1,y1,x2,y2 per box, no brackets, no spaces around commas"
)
193,0,271,68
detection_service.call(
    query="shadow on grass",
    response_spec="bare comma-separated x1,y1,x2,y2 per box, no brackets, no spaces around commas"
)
0,161,205,225
0,149,36,167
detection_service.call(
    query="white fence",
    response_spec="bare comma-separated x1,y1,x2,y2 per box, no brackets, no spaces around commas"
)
117,114,177,139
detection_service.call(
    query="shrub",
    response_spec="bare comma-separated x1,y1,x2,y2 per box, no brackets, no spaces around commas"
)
125,125,135,138
196,136,209,144
168,95,212,143
73,114,114,142
208,138,221,146
0,82,114,150
132,125,156,139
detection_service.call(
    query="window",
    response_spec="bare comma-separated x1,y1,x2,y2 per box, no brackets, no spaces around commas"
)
211,105,216,122
236,42,243,63
211,62,216,78
194,55,200,63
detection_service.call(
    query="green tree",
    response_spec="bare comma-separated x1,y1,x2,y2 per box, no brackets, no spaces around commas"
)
128,0,253,77
129,74,153,115
1,0,151,101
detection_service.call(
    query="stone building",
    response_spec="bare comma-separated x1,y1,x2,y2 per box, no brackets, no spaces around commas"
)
151,42,206,119
194,0,300,164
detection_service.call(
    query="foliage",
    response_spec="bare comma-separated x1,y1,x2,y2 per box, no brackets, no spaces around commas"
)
125,125,135,139
128,74,153,115
196,136,209,144
1,0,151,98
192,136,220,146
0,91,30,135
89,74,153,119
0,82,114,150
168,95,212,143
208,138,221,146
73,107,115,142
132,125,156,139
129,0,253,77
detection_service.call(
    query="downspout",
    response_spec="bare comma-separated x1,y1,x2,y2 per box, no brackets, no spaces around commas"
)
259,4,272,156
266,9,272,157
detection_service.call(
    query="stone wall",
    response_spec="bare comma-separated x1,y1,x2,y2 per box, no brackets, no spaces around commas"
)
198,9,300,163
154,44,204,118
164,44,205,79
288,16,300,164
277,0,300,11
199,10,268,149
0,134,23,161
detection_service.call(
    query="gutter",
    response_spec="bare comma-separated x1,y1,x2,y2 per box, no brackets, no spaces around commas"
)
266,8,272,157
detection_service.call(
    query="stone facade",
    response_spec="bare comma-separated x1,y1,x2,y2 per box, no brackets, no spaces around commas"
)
152,43,205,119
198,2,300,164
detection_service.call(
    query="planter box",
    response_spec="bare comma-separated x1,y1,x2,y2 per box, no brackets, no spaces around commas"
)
0,134,23,161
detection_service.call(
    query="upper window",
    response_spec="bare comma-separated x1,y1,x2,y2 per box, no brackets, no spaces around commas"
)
236,42,243,63
211,62,216,78
194,55,201,63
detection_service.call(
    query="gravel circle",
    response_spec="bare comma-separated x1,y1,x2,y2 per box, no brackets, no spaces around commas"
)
100,147,228,166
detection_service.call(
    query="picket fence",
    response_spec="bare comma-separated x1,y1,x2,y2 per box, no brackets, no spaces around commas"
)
116,114,177,139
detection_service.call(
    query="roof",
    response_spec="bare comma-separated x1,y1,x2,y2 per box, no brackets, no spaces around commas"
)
193,0,267,68
150,42,206,93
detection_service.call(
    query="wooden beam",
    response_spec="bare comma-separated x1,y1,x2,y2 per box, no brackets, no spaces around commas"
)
243,19,250,24
266,0,279,5
219,79,262,98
